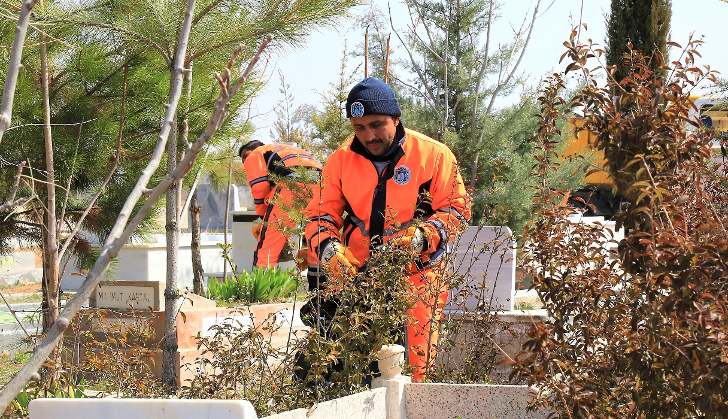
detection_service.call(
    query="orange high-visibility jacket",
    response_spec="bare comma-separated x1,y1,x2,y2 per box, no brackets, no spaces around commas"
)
305,127,470,268
244,144,321,216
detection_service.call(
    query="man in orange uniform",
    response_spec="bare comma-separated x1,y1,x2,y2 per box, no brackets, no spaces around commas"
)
304,78,470,382
239,141,321,268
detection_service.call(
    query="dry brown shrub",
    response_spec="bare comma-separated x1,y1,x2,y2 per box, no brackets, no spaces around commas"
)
515,28,728,418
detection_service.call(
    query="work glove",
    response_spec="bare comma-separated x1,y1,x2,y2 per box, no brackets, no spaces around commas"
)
251,222,263,239
320,240,361,294
387,224,427,254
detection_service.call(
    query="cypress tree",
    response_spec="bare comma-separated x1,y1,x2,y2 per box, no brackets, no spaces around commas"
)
606,0,672,81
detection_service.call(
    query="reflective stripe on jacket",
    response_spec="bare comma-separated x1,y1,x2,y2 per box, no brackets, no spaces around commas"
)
305,127,470,268
243,144,322,216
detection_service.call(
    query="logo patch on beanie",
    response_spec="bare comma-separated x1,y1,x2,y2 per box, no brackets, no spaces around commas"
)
393,165,411,185
351,101,365,118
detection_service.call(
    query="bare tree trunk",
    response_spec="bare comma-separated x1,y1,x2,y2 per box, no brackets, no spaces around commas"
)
442,1,450,136
0,31,272,413
0,0,39,145
162,20,194,393
191,189,204,295
163,109,181,388
222,155,233,278
40,30,59,332
180,61,205,296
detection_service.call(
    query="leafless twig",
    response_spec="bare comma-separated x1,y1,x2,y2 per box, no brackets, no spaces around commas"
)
0,290,31,339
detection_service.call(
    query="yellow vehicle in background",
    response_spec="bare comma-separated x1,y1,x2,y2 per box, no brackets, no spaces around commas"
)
561,96,727,217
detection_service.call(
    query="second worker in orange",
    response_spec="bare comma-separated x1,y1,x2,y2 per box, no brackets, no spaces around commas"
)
239,141,322,268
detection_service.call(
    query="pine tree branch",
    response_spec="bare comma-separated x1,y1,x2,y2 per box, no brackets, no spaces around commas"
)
192,0,225,26
61,20,172,64
0,0,40,146
58,65,128,261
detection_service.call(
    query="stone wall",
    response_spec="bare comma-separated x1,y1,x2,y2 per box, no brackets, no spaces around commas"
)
404,383,549,419
262,388,387,419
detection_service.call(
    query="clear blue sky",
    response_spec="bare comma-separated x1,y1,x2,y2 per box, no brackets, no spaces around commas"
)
249,0,728,142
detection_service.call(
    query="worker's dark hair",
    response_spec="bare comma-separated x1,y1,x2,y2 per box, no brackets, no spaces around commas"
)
238,140,264,158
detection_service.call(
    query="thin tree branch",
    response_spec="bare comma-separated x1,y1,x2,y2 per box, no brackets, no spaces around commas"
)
0,0,197,409
192,0,225,26
402,1,442,62
472,0,494,116
442,1,450,133
80,54,136,99
0,290,31,339
58,123,82,232
179,156,206,219
404,0,440,60
388,3,438,107
178,60,194,164
1,160,26,207
40,22,61,330
0,0,40,145
6,119,98,132
17,175,70,194
485,0,540,115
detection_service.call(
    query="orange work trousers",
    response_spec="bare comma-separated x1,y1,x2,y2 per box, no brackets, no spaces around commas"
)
253,182,318,268
406,268,448,382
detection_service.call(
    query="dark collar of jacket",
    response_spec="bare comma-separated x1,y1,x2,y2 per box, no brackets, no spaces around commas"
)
350,122,407,162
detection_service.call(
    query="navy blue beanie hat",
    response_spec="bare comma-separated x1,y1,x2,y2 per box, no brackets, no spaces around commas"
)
346,77,401,118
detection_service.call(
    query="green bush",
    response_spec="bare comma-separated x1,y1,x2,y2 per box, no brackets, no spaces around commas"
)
207,268,299,304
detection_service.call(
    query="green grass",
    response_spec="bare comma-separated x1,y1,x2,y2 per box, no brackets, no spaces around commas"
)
0,351,30,387
515,301,537,311
208,268,299,304
0,311,17,324
3,293,42,304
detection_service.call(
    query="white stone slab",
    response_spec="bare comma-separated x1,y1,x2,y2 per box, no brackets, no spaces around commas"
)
372,375,410,419
94,284,159,310
232,210,260,271
404,383,549,419
447,226,516,312
262,388,386,419
231,210,296,271
60,233,230,291
29,398,258,419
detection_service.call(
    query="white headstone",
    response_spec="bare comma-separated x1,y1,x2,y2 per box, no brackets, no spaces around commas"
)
232,210,261,271
446,226,516,312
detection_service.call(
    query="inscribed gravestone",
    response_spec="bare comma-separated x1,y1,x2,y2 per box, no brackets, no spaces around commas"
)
90,281,164,311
